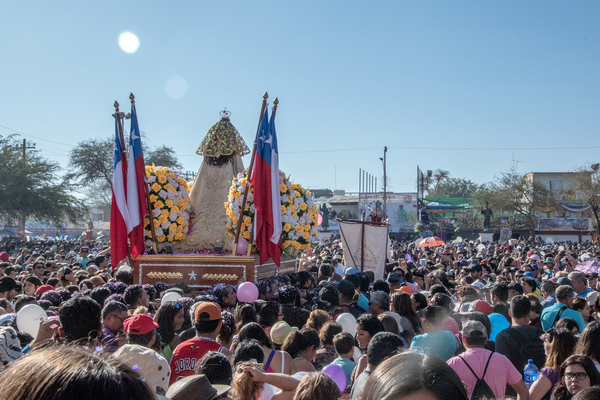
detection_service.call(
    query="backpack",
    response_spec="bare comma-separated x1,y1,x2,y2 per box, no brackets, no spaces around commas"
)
458,351,495,400
506,327,545,373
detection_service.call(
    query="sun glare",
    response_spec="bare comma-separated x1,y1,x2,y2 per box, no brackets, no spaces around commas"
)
118,31,140,53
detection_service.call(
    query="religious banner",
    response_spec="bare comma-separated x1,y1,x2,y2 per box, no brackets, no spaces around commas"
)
338,220,387,281
499,228,512,244
358,193,418,233
537,218,592,231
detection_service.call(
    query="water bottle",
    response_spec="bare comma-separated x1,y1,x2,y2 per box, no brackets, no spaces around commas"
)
524,359,539,388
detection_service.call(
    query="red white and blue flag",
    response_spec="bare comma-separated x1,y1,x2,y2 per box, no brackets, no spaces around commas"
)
110,115,132,267
126,102,148,258
251,109,283,266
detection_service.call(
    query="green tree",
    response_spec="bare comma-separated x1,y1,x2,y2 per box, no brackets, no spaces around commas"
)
478,168,556,234
572,166,600,233
435,178,481,198
145,144,183,170
0,135,86,229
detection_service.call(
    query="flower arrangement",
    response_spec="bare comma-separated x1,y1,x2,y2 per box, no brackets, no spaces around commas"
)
224,170,318,257
144,166,191,247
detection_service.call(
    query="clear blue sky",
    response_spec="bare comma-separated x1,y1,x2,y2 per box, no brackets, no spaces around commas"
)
1,1,599,194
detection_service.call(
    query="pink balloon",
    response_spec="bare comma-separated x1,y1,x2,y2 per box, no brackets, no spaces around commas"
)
231,237,249,256
237,282,259,303
322,363,347,391
318,214,323,226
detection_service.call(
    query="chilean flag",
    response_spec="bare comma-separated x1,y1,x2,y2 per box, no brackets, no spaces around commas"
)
251,109,283,266
110,115,132,267
126,102,148,258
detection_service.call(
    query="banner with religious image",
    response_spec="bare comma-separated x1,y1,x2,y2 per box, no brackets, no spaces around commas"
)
338,221,387,281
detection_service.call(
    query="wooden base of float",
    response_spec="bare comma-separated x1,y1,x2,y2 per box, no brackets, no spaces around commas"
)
130,255,297,289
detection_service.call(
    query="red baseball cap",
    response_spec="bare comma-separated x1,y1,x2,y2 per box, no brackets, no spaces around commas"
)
194,302,222,321
526,251,534,255
36,284,54,296
123,314,159,335
470,299,492,314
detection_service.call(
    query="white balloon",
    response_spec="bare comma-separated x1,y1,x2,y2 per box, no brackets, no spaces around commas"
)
16,304,47,340
118,265,133,273
456,236,463,243
337,313,356,337
161,292,182,304
353,346,362,362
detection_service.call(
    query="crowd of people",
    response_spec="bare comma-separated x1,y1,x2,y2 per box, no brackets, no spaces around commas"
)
1,236,600,400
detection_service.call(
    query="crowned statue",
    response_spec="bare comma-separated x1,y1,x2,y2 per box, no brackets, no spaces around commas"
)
176,109,250,252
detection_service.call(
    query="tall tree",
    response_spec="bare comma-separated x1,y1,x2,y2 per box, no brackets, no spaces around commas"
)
481,168,556,234
435,178,481,198
425,169,451,197
0,135,86,229
145,144,183,170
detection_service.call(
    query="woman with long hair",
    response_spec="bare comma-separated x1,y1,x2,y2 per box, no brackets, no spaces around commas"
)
573,322,600,370
551,355,600,400
293,372,341,400
390,291,421,340
281,328,320,373
360,352,468,400
154,300,185,362
306,309,330,333
529,328,577,400
350,314,385,384
258,301,282,338
236,322,295,375
313,321,342,371
23,276,42,296
236,303,257,333
410,305,457,362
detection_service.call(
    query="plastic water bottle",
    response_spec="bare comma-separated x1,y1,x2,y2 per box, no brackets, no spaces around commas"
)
524,359,539,388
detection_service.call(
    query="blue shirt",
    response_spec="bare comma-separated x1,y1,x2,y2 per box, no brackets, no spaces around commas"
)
540,303,586,332
576,287,593,298
331,357,356,387
411,330,458,361
541,294,556,309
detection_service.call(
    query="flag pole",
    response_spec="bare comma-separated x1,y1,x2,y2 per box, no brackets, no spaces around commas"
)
130,93,158,254
245,97,278,256
114,100,131,262
233,92,268,256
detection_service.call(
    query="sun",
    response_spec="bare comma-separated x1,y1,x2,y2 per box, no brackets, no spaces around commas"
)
118,31,140,53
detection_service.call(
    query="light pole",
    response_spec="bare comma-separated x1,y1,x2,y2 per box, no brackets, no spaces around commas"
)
380,146,387,220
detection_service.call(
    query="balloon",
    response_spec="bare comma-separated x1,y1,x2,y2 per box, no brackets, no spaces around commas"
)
337,313,356,337
456,236,463,243
318,214,323,226
161,292,182,304
118,265,133,273
322,363,347,391
488,313,509,341
231,237,249,256
16,304,47,340
353,346,362,362
237,282,259,303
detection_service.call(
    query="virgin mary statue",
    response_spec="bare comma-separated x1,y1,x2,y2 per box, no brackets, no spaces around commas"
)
176,109,249,252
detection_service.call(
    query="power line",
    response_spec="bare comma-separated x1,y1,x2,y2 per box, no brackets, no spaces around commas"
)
0,124,75,147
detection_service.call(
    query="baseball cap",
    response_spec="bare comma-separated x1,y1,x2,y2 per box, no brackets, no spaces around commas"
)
270,321,298,345
524,271,535,279
123,314,159,335
194,302,222,322
386,272,401,285
35,284,54,296
530,255,541,262
166,374,230,400
530,263,539,270
462,320,488,338
471,281,485,289
459,260,469,266
394,285,412,295
344,267,359,275
544,259,555,265
80,246,89,251
556,277,573,287
469,299,492,314
586,291,599,307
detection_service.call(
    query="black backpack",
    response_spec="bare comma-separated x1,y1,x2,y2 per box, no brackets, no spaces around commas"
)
458,351,496,400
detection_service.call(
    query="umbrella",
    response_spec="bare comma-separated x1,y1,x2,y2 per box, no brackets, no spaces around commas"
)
419,236,445,247
575,261,600,274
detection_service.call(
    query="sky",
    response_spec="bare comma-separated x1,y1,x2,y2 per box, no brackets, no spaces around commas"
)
1,1,599,195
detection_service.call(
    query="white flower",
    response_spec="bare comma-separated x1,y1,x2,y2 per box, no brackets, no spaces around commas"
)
153,208,162,217
161,221,171,230
147,176,156,183
250,204,255,213
281,195,289,203
155,227,164,236
158,190,168,199
145,240,153,247
169,212,178,221
247,192,253,202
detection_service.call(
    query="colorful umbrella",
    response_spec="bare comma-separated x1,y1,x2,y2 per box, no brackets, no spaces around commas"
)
575,261,600,274
419,236,445,247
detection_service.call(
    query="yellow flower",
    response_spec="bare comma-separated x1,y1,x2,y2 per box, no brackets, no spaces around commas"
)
226,222,232,230
177,217,185,225
154,200,164,209
151,183,161,192
294,190,301,198
244,216,252,226
161,209,169,217
303,231,310,240
241,177,247,186
157,235,166,243
240,224,246,232
168,173,175,179
164,184,175,192
228,232,235,238
299,203,307,211
158,175,167,184
295,225,304,233
165,199,174,208
180,203,188,211
283,223,292,232
289,205,295,212
158,215,168,224
292,241,301,250
245,203,250,211
281,205,287,214
172,206,180,214
177,178,186,185
234,192,241,200
153,219,160,228
167,234,174,242
304,224,311,231
178,198,188,208
149,194,158,203
224,201,229,209
242,231,251,239
169,223,178,232
175,233,185,240
312,205,317,212
280,183,287,192
143,217,150,226
232,215,238,225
